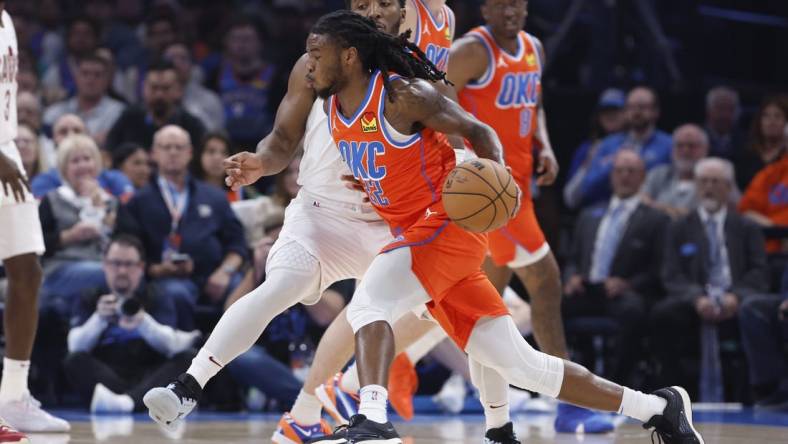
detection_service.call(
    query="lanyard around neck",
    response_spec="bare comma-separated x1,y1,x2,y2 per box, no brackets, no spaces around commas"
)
158,176,189,233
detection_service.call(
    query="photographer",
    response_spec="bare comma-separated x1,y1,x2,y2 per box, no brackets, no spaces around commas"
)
64,235,200,413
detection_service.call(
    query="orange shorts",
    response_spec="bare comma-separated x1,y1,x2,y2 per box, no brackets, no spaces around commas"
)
488,194,547,267
382,210,509,348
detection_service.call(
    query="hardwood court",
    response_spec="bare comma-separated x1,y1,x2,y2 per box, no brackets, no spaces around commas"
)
24,411,788,444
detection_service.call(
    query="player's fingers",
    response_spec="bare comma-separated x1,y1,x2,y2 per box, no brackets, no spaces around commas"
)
1,181,9,198
12,181,25,203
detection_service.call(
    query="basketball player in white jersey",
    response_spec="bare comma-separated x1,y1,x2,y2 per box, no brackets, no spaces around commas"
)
0,2,70,438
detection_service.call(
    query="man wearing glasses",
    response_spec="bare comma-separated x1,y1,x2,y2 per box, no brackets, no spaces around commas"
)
63,235,200,414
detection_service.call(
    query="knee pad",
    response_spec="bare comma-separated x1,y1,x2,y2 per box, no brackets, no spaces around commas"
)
266,239,321,305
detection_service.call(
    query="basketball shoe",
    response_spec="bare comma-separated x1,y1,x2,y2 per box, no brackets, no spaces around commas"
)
643,386,704,444
143,373,201,432
315,373,359,425
484,422,520,444
388,354,418,421
307,414,401,444
0,418,28,444
0,395,70,433
272,412,332,444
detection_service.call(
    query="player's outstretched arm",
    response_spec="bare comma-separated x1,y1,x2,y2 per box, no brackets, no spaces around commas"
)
225,54,315,190
390,79,503,164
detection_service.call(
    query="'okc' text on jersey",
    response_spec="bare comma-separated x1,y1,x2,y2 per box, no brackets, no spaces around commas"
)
495,72,540,109
337,140,390,206
425,43,449,71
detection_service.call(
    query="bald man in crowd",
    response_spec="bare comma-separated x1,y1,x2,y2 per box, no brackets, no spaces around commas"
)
116,125,247,331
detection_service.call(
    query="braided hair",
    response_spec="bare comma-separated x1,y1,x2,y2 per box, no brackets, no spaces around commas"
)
310,10,450,100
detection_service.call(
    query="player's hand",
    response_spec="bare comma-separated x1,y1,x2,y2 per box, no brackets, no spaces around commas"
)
224,152,264,191
64,221,102,244
695,296,719,322
205,268,232,303
0,152,31,204
340,174,369,202
96,294,119,322
564,275,585,296
536,149,559,186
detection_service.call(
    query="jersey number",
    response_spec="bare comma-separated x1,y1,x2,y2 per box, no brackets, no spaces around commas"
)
519,108,533,138
364,179,389,207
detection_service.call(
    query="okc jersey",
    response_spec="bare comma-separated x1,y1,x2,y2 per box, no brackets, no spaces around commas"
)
458,26,542,189
412,0,454,71
297,98,377,211
327,71,456,235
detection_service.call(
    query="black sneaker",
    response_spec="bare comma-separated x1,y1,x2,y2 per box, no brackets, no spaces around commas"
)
484,422,520,444
643,386,704,444
307,414,401,444
143,373,202,432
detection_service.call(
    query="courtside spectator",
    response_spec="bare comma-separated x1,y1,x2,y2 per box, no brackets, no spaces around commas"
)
43,52,125,146
578,86,672,207
704,87,744,162
195,132,243,202
105,60,205,155
64,235,199,413
111,143,151,191
31,114,133,200
563,150,669,383
41,16,100,104
738,95,788,189
564,88,627,209
652,158,769,396
116,126,247,331
642,124,710,218
164,42,225,132
14,123,49,182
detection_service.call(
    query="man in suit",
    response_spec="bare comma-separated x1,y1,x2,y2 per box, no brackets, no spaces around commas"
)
652,157,769,395
563,150,669,384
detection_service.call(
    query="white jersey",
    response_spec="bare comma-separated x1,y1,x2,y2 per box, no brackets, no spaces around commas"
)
297,99,377,212
0,10,18,145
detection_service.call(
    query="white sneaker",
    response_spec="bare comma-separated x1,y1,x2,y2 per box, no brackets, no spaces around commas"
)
143,374,200,433
90,384,134,414
432,373,466,414
0,395,70,433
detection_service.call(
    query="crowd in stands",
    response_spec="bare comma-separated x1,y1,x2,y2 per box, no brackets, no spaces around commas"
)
0,0,786,415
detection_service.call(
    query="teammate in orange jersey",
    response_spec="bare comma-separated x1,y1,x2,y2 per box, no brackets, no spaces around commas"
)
295,10,702,444
448,0,614,433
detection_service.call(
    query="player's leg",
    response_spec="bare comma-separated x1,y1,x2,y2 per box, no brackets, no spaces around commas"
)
470,359,520,444
144,240,321,429
464,315,704,443
0,202,69,433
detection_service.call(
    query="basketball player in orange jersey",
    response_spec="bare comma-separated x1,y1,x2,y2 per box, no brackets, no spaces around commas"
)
447,0,614,432
294,10,701,444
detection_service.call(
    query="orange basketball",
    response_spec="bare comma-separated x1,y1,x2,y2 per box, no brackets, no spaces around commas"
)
442,158,520,233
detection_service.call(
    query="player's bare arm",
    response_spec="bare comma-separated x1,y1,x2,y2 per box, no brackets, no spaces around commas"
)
0,151,31,203
386,78,503,164
531,36,558,186
446,36,489,93
224,54,315,190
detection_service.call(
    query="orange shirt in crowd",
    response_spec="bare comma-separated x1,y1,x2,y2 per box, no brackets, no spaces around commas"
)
739,152,788,252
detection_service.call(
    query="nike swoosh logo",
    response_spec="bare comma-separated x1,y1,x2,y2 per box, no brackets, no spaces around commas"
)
208,356,223,368
291,424,314,437
490,403,507,409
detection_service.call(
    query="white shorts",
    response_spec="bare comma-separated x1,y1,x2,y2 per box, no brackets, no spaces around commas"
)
266,190,392,297
0,201,45,261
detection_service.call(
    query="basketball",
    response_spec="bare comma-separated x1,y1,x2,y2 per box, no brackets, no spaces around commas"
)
442,158,520,233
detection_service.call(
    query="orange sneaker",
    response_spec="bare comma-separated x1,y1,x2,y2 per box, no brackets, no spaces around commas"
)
315,373,359,425
388,353,418,421
271,412,332,444
0,420,28,444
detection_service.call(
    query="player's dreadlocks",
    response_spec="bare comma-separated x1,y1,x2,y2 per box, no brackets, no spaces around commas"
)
311,10,450,100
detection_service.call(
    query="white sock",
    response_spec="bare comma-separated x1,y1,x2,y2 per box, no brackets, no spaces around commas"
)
290,390,323,424
618,387,667,423
358,385,388,424
483,401,510,430
187,348,224,388
340,365,361,395
0,358,30,402
404,326,447,363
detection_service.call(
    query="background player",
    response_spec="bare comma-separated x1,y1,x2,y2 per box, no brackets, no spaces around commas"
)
448,0,614,432
0,1,70,439
302,11,702,444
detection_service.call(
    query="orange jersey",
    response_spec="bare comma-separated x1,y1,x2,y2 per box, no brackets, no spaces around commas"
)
739,152,788,253
412,0,454,71
458,26,543,189
328,70,456,235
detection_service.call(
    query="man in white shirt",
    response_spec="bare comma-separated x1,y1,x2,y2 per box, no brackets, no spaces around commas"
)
43,52,125,147
0,2,70,438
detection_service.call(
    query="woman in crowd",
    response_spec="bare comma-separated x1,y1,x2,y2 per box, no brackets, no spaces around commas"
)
196,131,244,202
38,134,119,316
15,123,50,182
737,95,788,189
111,142,151,190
